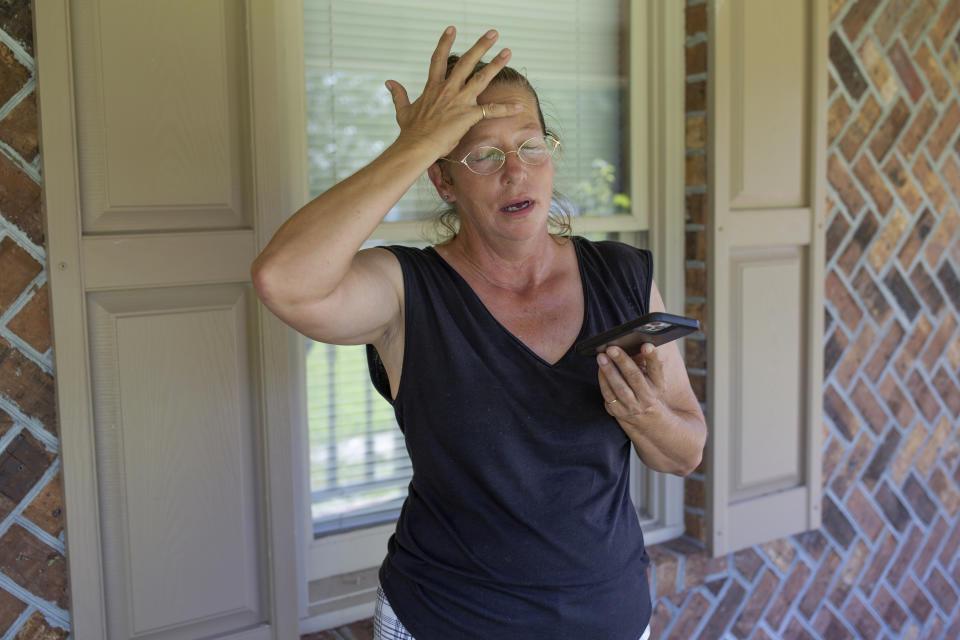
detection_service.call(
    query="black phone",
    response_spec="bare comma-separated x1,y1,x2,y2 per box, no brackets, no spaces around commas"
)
575,312,700,357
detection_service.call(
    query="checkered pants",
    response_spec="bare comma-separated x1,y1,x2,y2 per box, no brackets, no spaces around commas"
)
373,585,652,640
374,586,415,640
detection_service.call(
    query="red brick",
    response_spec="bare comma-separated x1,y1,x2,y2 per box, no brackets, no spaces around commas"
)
845,486,884,541
877,373,915,428
842,0,882,41
837,211,879,277
852,156,894,217
732,569,778,639
917,515,955,579
910,263,945,315
0,588,27,638
870,98,911,161
928,0,960,50
11,611,69,640
942,156,960,204
864,320,905,382
666,592,711,640
686,41,706,76
916,415,953,477
898,208,938,269
0,429,55,504
842,593,882,640
826,211,851,262
940,517,960,567
902,473,938,525
765,560,812,629
0,41,29,107
825,328,849,378
894,314,933,378
839,94,882,162
0,154,43,245
927,566,958,612
826,270,863,332
684,475,705,510
0,237,42,316
686,79,706,113
649,544,679,598
925,206,960,266
823,436,847,491
0,91,38,162
830,432,875,498
828,94,852,145
902,0,940,49
830,33,868,101
913,154,950,214
0,525,68,609
834,324,876,390
929,100,960,160
829,539,870,607
859,531,898,596
899,575,933,622
0,338,56,433
874,0,913,45
828,154,866,216
872,584,909,632
686,228,706,261
897,98,938,159
888,39,925,103
883,155,925,214
686,2,706,36
922,313,958,372
914,43,950,102
6,283,51,354
21,470,65,538
905,370,941,423
813,607,854,640
887,525,924,587
931,366,960,417
849,379,888,435
0,0,33,57
824,384,861,441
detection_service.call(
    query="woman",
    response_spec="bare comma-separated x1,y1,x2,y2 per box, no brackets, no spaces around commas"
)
252,27,706,640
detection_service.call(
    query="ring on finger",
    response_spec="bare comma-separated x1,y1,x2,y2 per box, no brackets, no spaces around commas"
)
480,105,487,119
606,398,618,406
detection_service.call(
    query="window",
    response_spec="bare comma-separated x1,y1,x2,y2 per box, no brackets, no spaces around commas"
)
294,0,686,629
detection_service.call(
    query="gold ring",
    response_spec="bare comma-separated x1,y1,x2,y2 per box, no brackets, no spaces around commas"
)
481,105,487,119
606,398,618,406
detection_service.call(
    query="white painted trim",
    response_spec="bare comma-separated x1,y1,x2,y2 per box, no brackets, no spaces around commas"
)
34,2,106,637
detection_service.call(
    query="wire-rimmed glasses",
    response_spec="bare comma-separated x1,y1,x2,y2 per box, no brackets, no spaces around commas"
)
440,135,561,175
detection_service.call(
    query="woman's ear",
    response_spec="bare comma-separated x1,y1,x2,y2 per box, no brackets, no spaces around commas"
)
427,163,455,203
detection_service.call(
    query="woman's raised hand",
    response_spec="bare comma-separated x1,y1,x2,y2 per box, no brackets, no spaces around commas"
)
385,27,521,158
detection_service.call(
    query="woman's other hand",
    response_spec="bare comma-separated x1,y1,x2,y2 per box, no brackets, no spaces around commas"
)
596,283,707,476
385,27,521,158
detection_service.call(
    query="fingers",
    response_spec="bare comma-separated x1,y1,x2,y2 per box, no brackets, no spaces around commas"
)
427,26,456,84
477,101,522,120
445,29,501,87
597,346,664,413
385,80,411,113
637,342,666,388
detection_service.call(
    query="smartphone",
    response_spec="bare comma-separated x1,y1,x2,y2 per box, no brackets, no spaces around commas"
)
575,312,700,357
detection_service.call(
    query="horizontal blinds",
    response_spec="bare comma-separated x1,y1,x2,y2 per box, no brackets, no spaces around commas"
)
304,0,628,220
303,1,628,538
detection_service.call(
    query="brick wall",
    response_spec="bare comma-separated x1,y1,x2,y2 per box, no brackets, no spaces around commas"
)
639,0,960,638
0,2,70,638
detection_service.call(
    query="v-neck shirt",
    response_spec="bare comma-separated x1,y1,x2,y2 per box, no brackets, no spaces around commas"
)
369,236,654,640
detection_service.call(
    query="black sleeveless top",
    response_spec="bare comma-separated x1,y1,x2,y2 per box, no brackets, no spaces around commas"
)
368,237,653,640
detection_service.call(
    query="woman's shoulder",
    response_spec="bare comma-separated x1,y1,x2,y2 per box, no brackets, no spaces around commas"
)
572,236,652,272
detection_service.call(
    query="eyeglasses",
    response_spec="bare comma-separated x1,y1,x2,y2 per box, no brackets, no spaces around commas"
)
440,135,561,175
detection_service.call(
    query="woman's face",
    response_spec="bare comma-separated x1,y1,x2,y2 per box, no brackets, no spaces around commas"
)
435,84,555,244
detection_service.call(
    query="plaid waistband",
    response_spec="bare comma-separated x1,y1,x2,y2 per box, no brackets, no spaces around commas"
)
374,585,651,640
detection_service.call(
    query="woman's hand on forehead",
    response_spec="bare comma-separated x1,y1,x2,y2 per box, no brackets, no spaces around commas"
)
385,27,524,158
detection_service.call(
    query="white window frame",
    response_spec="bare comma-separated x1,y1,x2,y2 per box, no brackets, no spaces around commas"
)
273,1,688,632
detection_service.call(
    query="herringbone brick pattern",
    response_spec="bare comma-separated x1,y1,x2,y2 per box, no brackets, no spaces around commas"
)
0,2,70,638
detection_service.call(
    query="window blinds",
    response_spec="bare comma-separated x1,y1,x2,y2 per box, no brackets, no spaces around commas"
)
304,0,628,537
